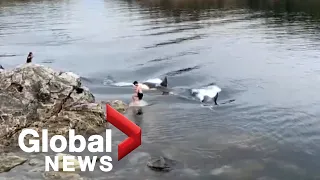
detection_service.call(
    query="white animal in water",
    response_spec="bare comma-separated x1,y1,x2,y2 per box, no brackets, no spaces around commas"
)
191,85,221,105
138,78,163,90
112,76,170,94
138,77,168,92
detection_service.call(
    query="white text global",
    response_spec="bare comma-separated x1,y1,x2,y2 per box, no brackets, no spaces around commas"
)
18,129,113,172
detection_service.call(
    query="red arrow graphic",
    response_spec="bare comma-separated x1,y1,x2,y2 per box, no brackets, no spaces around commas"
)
106,104,141,161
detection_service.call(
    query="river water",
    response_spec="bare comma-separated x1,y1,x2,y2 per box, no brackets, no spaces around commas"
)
1,0,320,179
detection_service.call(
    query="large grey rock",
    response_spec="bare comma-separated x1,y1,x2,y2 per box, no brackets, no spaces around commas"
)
0,63,108,150
0,153,27,172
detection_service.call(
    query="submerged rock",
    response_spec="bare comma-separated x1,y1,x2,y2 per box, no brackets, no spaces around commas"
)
104,100,128,113
0,153,27,172
43,171,83,180
147,156,176,172
56,153,81,171
28,158,44,166
0,63,107,150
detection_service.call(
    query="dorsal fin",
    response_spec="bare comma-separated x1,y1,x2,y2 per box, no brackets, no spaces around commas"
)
160,76,167,87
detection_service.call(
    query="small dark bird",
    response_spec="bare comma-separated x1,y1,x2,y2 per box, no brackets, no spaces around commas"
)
0,65,4,69
26,52,33,63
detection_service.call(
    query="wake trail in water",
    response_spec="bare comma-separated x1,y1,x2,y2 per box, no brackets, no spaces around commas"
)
109,78,163,87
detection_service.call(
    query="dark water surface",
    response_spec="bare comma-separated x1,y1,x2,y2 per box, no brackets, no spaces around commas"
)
1,0,320,179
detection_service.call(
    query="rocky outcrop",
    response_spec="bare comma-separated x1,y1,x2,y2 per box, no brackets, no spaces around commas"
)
0,63,108,150
0,153,27,172
103,100,128,113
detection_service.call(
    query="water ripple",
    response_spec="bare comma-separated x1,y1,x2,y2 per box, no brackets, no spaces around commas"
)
148,51,199,63
143,25,204,36
144,34,205,49
165,65,201,76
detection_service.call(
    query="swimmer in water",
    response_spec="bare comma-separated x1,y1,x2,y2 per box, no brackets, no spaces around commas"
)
132,81,143,115
132,81,143,103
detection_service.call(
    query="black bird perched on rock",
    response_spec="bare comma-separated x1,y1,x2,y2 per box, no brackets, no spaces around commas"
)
26,52,33,63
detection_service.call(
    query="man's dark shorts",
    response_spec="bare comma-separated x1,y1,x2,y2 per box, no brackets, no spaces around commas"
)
137,92,143,100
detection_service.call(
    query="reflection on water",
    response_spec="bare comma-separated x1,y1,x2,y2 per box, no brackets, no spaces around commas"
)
1,0,320,179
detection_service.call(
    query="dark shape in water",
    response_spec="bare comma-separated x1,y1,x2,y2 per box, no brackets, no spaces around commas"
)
141,76,170,95
166,66,200,76
220,99,236,104
0,54,16,58
41,59,55,64
0,65,4,70
147,156,177,172
136,108,143,115
160,76,168,87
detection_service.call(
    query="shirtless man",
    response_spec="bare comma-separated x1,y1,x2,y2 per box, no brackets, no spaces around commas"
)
132,81,143,104
132,81,144,115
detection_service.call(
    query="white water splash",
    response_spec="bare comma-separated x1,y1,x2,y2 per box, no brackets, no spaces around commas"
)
200,104,215,110
64,72,80,79
112,82,133,86
129,100,149,107
103,79,115,85
211,165,233,175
